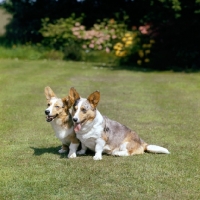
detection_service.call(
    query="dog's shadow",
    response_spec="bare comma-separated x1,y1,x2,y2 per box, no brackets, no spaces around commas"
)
30,146,67,158
30,146,95,158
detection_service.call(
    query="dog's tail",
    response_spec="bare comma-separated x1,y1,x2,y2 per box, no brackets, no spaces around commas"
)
145,144,170,154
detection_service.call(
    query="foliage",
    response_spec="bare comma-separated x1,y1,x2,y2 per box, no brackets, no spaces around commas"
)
113,31,139,58
111,27,156,67
72,18,128,53
40,15,129,60
1,0,200,69
40,14,84,49
40,13,84,60
0,43,64,60
136,39,155,66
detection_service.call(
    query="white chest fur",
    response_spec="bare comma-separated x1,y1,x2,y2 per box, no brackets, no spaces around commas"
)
50,119,73,144
76,110,104,151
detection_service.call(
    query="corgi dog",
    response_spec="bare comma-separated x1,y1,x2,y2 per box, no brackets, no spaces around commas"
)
68,88,170,160
44,86,80,158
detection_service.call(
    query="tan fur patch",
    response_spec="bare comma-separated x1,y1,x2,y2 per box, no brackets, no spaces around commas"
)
69,87,80,106
86,109,96,122
67,133,80,144
101,131,108,142
47,99,63,116
124,131,146,155
59,111,73,129
45,86,56,100
87,91,100,108
62,144,69,151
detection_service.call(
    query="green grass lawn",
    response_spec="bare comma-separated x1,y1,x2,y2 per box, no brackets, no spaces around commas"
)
0,59,199,200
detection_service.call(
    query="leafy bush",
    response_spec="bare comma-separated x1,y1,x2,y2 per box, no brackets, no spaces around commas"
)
0,44,64,60
111,25,156,67
113,32,139,57
72,18,128,53
40,13,84,60
40,14,129,61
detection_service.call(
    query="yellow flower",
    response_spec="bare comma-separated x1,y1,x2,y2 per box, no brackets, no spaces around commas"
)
115,50,127,57
142,43,152,49
138,50,144,58
128,36,133,41
144,58,150,63
114,42,123,50
118,51,127,57
145,50,151,54
114,46,122,51
115,50,121,56
125,41,133,47
125,33,131,37
122,37,127,42
142,44,148,49
150,39,155,44
147,44,152,48
137,60,142,65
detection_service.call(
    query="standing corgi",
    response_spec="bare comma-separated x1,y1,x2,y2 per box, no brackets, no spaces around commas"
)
44,86,79,158
68,87,170,160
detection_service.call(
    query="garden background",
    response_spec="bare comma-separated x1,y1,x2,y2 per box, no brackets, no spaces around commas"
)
0,1,200,199
0,0,200,70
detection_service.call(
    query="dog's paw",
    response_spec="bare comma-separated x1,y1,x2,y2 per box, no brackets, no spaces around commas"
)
112,151,129,157
58,149,67,154
68,152,77,158
77,149,86,155
93,155,102,160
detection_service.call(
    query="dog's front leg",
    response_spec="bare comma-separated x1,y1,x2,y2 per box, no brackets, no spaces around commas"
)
68,143,79,158
58,144,68,154
77,143,87,155
93,138,105,160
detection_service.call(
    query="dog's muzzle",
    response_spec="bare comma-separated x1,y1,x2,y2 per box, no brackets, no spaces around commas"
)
45,110,57,122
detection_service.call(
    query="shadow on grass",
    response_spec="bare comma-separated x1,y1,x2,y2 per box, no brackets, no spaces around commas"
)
93,63,200,73
31,146,61,155
30,146,95,158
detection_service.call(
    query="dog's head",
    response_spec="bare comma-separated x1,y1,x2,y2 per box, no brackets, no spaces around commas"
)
44,86,71,122
69,87,100,132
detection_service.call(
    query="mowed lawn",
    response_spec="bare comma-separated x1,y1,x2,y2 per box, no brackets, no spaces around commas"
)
0,59,199,200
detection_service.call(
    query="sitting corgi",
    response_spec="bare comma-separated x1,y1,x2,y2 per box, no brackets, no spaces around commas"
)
44,86,79,158
68,87,170,160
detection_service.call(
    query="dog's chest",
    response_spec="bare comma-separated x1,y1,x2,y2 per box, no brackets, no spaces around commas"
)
50,120,73,140
76,134,96,151
76,125,103,151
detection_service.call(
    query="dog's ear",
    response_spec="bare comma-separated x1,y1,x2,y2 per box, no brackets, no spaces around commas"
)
68,87,80,106
87,91,100,109
44,86,56,100
62,97,70,108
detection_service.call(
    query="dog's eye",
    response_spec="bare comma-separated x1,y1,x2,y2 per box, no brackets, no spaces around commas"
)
81,108,87,113
47,103,50,107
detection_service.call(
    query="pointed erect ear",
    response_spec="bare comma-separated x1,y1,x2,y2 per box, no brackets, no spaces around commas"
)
87,91,100,109
68,87,80,106
44,86,56,100
62,97,70,108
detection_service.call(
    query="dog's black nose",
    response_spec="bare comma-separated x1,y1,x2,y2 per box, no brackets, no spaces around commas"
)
73,117,78,122
45,110,50,115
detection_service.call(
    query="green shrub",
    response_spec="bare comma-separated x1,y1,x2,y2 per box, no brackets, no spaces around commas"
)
72,18,128,53
40,13,84,60
0,44,64,60
40,14,129,61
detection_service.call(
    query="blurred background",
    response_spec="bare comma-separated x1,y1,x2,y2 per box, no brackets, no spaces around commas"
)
0,0,200,71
